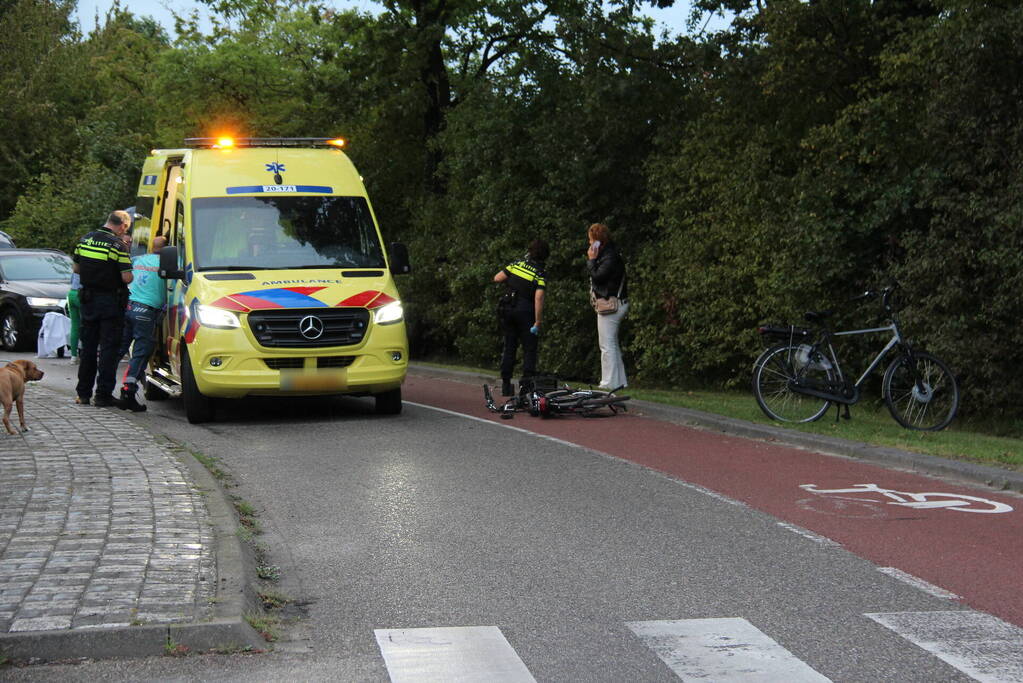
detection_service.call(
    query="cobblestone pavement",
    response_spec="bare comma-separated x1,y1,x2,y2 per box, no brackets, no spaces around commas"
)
0,384,216,635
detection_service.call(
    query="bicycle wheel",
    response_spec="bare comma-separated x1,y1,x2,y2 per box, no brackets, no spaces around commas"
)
546,394,584,414
882,351,959,431
752,344,834,423
579,396,629,414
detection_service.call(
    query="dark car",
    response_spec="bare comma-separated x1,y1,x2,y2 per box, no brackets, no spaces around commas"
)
0,230,16,249
0,249,73,351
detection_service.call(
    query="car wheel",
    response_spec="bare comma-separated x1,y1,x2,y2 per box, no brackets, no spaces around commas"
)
1,308,25,351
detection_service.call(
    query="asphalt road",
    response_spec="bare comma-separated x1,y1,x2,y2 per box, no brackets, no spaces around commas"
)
6,356,1021,681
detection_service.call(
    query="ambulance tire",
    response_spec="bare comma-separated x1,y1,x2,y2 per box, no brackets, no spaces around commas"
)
181,347,215,423
374,387,402,415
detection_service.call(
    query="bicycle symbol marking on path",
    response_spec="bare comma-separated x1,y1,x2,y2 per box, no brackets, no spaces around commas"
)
799,483,1013,514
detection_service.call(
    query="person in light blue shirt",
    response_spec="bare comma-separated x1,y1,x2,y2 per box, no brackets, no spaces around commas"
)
116,235,168,412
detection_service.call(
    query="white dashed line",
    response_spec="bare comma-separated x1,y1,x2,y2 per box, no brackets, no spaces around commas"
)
877,567,959,600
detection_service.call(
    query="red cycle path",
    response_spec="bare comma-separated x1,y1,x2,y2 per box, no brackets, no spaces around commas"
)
405,375,1023,627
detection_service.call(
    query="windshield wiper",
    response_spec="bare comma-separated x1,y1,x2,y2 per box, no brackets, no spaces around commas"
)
201,265,273,271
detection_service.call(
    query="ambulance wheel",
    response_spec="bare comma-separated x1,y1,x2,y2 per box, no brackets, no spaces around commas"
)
181,347,215,423
374,388,402,415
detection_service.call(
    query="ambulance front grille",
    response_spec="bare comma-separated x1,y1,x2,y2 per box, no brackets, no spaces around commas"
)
248,308,370,348
262,356,355,369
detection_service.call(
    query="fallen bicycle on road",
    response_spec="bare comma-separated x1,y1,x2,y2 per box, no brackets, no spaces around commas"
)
483,380,629,419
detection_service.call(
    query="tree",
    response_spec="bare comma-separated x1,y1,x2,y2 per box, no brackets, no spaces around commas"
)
1,6,168,248
401,4,695,377
0,0,81,220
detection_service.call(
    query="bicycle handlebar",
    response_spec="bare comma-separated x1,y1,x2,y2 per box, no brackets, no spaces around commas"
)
846,285,898,313
846,290,878,303
882,286,896,313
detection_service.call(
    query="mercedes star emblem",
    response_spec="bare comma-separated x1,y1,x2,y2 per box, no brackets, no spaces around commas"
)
298,315,324,340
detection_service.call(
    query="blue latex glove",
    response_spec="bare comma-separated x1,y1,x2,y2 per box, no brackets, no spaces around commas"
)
530,325,539,335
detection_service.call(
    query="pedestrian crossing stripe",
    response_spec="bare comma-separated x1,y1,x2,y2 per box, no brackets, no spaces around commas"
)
627,618,831,681
374,626,536,682
866,611,1023,683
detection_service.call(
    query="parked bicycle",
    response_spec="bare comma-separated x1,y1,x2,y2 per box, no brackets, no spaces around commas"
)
752,286,959,431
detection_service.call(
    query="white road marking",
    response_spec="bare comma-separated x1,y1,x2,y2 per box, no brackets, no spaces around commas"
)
877,567,960,600
408,401,749,508
866,611,1023,682
374,625,536,683
407,401,586,451
776,522,841,547
676,481,748,507
800,483,1013,514
627,618,831,682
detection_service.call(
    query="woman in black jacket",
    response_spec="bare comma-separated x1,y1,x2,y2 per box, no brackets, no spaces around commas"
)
586,223,628,389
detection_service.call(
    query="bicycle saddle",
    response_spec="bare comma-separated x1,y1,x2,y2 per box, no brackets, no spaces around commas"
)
804,310,833,323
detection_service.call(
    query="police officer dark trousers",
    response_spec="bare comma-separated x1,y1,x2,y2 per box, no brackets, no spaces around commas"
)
493,239,549,396
74,211,133,407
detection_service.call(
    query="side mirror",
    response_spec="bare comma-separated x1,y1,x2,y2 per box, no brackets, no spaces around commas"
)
159,245,184,280
388,242,411,275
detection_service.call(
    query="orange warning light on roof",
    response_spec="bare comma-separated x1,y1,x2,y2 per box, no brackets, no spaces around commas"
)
326,138,346,148
214,137,235,149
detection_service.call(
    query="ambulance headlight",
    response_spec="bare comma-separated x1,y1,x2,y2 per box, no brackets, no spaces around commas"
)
195,304,240,329
374,300,403,325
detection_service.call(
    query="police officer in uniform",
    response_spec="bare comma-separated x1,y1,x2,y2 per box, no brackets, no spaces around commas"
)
493,239,549,396
74,211,133,406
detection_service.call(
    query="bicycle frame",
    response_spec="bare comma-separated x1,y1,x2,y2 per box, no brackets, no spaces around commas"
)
829,322,904,391
796,313,918,405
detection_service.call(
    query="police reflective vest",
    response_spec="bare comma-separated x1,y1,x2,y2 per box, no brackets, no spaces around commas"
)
74,228,131,291
501,259,546,306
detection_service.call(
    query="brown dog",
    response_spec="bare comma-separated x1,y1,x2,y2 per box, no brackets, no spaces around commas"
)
1,359,44,435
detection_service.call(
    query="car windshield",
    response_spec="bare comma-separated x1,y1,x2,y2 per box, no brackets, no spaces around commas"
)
192,196,386,271
0,252,72,281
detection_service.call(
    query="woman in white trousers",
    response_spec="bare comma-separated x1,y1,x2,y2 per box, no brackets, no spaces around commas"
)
586,223,628,389
596,299,629,389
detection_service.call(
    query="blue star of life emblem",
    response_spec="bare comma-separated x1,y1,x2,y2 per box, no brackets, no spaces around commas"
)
265,162,286,173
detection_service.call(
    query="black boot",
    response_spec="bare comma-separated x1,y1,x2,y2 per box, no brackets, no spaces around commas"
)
501,379,514,397
116,386,147,412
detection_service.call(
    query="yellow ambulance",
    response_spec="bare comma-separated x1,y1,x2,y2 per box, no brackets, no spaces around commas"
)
130,137,410,423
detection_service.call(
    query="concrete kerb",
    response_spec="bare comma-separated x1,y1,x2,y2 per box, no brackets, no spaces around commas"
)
171,439,266,652
407,363,1023,495
0,390,264,663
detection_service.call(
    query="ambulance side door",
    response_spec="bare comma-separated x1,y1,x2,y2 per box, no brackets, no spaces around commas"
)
165,197,188,378
153,162,185,379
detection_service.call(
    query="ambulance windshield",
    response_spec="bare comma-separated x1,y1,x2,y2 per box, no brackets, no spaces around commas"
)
192,196,386,271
